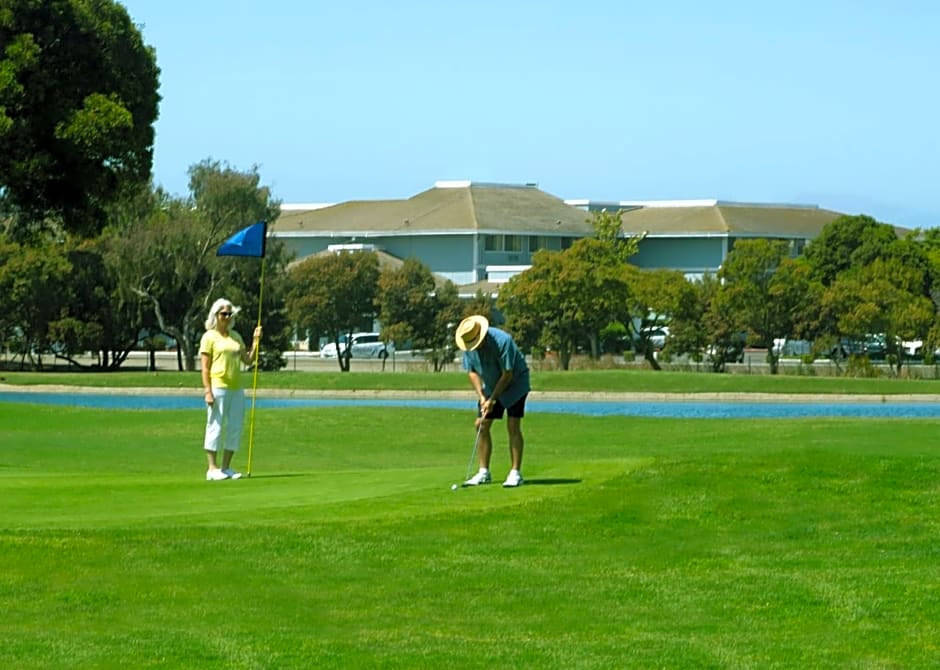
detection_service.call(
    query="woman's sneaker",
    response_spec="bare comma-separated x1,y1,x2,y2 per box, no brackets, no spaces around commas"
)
222,468,242,480
503,470,523,488
464,469,492,486
206,468,229,481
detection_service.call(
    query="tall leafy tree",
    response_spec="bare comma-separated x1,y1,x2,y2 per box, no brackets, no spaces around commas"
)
499,238,633,370
286,250,380,372
719,239,816,374
803,214,899,286
0,235,71,368
108,161,281,370
0,0,160,237
376,258,462,371
625,266,692,370
818,257,934,374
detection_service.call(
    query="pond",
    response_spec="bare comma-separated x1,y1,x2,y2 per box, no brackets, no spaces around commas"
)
1,391,938,419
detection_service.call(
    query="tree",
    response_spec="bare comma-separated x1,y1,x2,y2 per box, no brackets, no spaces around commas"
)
0,0,160,237
0,235,71,368
376,258,462,371
719,239,816,374
818,257,934,374
803,215,899,286
286,250,380,372
499,239,633,370
625,266,692,370
109,161,281,370
667,273,747,373
376,258,436,350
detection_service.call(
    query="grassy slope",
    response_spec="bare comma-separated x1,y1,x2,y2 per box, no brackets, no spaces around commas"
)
1,402,938,668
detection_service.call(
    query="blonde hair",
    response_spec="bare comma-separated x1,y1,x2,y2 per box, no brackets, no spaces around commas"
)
205,298,241,331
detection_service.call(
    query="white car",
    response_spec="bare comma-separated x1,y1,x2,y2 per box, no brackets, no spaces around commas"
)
320,332,394,359
639,326,669,350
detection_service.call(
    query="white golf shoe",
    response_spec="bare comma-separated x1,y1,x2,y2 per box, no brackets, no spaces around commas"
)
502,470,523,488
206,468,229,481
222,468,242,480
464,469,492,486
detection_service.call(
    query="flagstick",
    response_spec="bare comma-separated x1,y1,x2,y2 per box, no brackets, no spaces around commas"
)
246,256,266,477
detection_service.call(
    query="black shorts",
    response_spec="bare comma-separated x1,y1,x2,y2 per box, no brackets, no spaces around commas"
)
480,393,527,420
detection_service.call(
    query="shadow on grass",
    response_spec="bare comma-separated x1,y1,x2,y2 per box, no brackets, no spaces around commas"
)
524,478,581,486
243,473,308,480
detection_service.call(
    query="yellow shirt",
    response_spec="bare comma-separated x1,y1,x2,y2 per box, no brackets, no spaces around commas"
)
200,329,246,390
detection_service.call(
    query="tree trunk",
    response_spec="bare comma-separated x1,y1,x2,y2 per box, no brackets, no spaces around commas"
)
768,351,780,375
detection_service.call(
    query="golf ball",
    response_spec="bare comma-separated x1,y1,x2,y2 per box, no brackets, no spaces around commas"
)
451,484,458,491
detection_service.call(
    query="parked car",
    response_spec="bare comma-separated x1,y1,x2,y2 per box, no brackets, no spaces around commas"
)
829,334,886,360
900,339,940,358
638,326,670,350
320,332,394,359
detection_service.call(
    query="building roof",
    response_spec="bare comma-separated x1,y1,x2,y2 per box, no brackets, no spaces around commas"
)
456,279,501,298
272,181,594,237
617,201,844,238
291,245,452,290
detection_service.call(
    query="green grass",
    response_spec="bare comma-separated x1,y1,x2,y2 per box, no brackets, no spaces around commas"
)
5,367,940,395
1,400,938,668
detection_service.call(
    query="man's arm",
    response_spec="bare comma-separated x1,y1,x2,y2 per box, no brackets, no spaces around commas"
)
468,370,486,406
481,369,514,416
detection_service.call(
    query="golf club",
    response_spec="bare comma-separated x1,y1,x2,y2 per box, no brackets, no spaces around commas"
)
456,417,485,489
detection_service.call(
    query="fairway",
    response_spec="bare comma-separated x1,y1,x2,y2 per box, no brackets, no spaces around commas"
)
1,401,938,668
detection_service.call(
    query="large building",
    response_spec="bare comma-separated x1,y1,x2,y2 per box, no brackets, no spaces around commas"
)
270,181,845,292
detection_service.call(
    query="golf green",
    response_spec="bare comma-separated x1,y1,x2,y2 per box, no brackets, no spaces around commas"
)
1,401,937,668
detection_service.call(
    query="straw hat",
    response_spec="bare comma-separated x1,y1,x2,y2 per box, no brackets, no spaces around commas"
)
455,315,489,351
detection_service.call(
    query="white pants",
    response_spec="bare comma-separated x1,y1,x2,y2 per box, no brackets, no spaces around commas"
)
204,388,245,453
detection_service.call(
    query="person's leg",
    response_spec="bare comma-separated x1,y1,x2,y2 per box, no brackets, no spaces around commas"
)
220,390,244,472
477,417,493,471
507,416,524,471
204,399,224,476
465,413,497,485
502,395,526,487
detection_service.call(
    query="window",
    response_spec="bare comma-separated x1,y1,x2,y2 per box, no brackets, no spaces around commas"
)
529,235,551,251
485,235,523,252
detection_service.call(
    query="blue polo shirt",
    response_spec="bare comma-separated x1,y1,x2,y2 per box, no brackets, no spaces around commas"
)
461,327,530,407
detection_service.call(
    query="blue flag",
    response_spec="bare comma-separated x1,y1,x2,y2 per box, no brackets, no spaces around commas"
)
217,221,267,258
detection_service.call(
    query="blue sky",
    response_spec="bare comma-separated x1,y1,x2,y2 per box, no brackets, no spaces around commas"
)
120,0,939,228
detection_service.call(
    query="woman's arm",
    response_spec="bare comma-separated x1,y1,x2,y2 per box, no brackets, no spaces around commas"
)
241,325,262,365
200,353,214,405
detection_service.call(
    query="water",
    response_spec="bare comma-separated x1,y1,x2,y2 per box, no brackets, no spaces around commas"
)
1,391,937,419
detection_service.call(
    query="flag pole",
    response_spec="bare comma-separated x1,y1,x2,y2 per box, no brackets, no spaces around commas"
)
246,255,266,477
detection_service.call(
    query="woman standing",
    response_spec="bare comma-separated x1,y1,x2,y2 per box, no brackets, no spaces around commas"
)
200,298,262,481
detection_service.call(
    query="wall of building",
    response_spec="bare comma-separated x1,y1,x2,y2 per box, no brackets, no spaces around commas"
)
630,237,726,274
279,234,481,286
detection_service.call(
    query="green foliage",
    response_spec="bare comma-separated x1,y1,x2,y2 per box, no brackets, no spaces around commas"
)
286,251,380,371
719,240,817,374
376,259,462,371
587,208,642,262
0,0,160,236
803,214,900,286
106,162,282,371
499,240,633,368
0,235,71,366
626,266,691,370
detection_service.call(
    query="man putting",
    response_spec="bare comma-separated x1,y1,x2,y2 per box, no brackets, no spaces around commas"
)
455,315,530,488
